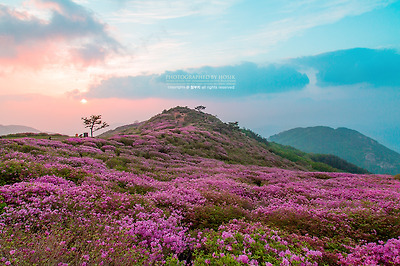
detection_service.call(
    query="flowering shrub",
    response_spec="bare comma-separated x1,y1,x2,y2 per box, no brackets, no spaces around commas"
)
192,220,324,265
1,108,400,264
339,237,400,265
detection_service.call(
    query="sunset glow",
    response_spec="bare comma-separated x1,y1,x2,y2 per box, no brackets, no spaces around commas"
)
2,1,400,264
0,0,399,151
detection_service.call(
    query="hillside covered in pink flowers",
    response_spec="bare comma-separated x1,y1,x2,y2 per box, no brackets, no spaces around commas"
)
1,106,400,265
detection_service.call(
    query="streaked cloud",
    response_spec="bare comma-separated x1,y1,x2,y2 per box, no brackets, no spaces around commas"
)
231,0,396,57
109,0,237,23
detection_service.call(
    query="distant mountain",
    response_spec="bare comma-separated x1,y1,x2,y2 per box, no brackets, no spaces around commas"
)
269,126,400,175
0,125,40,136
238,128,368,174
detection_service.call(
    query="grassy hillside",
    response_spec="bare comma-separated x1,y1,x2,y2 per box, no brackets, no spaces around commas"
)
0,132,68,140
101,106,309,170
0,107,399,265
270,126,400,175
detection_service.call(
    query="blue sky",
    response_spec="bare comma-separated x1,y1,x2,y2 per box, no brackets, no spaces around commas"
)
0,0,400,152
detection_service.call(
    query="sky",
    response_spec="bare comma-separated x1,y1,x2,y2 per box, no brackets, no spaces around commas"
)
1,0,400,151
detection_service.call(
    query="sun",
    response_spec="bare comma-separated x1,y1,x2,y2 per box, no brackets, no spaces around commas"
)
80,99,88,104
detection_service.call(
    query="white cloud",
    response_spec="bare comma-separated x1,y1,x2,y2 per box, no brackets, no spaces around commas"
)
109,0,238,23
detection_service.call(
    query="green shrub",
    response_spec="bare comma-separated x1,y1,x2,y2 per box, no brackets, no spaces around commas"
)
348,209,400,242
259,210,337,238
18,144,43,154
50,167,88,184
0,160,44,185
119,137,135,146
186,205,246,230
0,159,90,185
106,157,131,171
117,181,155,195
0,196,6,214
312,173,333,179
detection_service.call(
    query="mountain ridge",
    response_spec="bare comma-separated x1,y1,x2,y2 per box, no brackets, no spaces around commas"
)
269,126,400,175
0,124,40,136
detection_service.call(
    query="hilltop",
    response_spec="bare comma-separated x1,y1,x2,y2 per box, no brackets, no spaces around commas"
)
100,106,304,169
270,126,400,175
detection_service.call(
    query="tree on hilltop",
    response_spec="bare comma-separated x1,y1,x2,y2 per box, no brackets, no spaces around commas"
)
82,115,109,137
195,105,206,112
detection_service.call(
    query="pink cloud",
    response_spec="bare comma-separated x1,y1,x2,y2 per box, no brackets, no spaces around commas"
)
0,1,121,70
0,40,64,69
31,0,63,14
